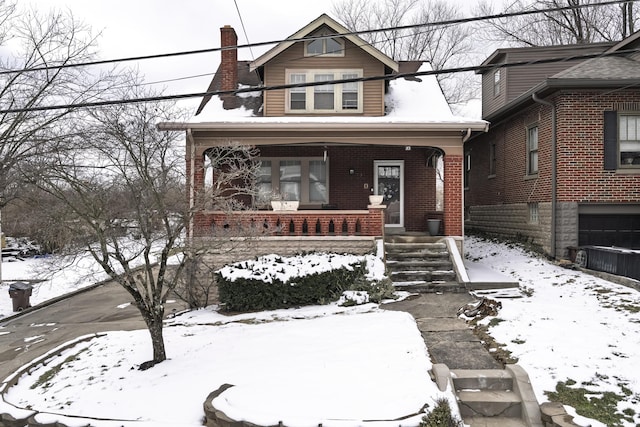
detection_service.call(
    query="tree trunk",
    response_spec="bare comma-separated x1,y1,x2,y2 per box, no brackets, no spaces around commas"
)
142,306,167,366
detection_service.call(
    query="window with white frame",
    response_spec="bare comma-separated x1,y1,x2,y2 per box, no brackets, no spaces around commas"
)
305,32,344,57
619,114,640,166
256,158,328,206
286,69,363,113
527,125,539,175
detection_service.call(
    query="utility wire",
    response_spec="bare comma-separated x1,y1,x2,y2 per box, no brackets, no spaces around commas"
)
0,0,635,76
233,0,255,61
1,47,638,114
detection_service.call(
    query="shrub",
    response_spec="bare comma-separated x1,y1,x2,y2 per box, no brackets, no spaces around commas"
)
217,261,366,311
420,398,463,427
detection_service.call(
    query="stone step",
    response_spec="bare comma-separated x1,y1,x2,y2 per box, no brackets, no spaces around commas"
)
391,270,457,282
386,259,453,271
384,241,447,249
392,281,465,293
452,369,514,391
385,250,450,261
457,390,522,418
384,235,442,244
385,244,447,254
465,416,529,426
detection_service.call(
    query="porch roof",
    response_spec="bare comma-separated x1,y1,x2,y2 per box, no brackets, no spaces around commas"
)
160,120,486,154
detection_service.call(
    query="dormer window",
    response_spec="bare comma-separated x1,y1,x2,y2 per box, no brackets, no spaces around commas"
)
286,69,363,114
305,31,344,57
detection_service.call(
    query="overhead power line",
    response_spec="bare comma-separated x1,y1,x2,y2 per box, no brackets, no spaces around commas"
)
1,47,638,114
0,0,635,76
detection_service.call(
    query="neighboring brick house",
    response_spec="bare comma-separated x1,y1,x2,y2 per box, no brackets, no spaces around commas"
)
160,14,487,255
465,31,640,258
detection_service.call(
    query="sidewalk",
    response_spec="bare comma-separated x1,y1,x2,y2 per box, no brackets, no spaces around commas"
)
384,292,502,370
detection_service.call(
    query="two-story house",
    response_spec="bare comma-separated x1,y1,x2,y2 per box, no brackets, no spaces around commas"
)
161,14,487,257
465,31,640,259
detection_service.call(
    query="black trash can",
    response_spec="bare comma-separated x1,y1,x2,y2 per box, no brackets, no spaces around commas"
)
9,282,32,312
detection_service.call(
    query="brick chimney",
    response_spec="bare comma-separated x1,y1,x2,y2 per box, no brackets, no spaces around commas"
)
220,25,238,109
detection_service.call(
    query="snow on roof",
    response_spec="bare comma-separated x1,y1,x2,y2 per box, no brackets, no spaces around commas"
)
190,63,485,125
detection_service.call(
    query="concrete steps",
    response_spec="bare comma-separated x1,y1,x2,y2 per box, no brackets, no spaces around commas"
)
431,364,543,427
385,237,464,292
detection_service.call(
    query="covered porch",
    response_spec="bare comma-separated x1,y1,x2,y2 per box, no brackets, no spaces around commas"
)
183,121,482,239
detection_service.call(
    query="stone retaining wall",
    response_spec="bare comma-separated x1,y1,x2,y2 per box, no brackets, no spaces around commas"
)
195,236,377,266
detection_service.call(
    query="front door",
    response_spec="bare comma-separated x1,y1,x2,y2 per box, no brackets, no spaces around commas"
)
374,161,404,227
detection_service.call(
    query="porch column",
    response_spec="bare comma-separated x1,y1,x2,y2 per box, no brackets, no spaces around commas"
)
187,142,207,231
443,154,463,236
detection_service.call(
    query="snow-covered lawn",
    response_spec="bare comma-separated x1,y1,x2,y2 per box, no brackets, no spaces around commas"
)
2,236,640,426
465,236,640,427
3,305,444,427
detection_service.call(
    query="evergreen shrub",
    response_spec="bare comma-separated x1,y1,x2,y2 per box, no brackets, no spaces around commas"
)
217,262,366,311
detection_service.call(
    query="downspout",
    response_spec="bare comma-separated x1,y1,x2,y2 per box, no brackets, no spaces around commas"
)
461,128,472,239
462,127,472,143
532,93,557,259
187,129,195,243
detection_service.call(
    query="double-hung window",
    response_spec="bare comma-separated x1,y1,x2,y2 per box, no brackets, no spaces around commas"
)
527,125,539,175
489,140,497,176
493,69,501,97
289,74,306,110
314,74,334,110
619,114,640,167
286,69,363,114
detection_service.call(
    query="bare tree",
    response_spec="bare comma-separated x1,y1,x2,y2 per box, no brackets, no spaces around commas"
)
0,3,122,282
28,80,260,366
332,0,478,104
476,0,639,47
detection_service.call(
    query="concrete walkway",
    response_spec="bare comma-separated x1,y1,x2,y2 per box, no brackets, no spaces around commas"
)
384,292,502,369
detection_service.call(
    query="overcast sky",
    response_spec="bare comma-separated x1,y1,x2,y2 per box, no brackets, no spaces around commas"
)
25,0,483,110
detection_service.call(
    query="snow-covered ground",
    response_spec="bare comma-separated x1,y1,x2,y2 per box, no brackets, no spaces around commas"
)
1,236,640,426
465,237,640,427
1,253,109,319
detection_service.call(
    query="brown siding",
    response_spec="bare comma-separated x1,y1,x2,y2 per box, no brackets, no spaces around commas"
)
262,38,386,117
481,45,610,118
481,61,506,119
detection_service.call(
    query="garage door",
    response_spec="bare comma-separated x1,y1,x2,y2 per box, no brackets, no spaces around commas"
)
579,214,640,249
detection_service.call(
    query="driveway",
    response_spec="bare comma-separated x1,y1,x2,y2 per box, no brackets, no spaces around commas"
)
0,281,185,383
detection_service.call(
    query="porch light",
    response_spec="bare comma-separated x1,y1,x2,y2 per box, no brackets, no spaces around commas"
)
405,146,411,151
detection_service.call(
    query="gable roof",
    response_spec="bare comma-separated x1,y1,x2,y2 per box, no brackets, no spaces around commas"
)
249,14,398,73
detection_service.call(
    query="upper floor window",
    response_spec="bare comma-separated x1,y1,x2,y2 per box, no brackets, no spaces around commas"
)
527,125,539,175
286,69,363,114
305,33,344,57
619,114,640,167
493,69,501,97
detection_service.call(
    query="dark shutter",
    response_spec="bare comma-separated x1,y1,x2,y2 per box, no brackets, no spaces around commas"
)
603,111,618,170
